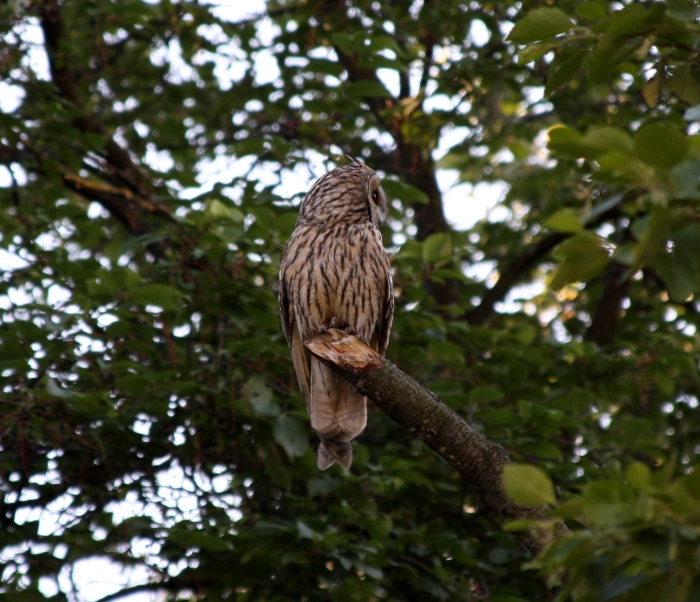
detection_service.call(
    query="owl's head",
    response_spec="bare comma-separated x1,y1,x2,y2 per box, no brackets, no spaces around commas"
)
298,162,389,228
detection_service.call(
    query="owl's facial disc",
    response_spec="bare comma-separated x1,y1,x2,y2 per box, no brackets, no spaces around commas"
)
368,175,388,226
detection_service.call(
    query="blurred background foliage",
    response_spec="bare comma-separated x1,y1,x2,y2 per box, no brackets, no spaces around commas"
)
0,0,699,600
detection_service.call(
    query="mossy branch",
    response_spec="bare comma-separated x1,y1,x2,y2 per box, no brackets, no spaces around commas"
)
305,328,567,556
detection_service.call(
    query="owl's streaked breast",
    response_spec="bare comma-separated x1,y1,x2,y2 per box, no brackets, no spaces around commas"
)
282,221,388,345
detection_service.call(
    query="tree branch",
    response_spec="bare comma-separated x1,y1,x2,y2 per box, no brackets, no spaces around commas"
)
467,195,627,326
94,583,165,602
305,329,565,556
93,569,220,602
39,4,144,190
63,172,171,236
37,1,170,240
466,231,567,326
324,19,458,305
585,260,632,346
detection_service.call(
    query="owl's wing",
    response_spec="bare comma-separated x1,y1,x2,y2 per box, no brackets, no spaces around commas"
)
376,256,394,357
279,271,311,403
278,269,293,347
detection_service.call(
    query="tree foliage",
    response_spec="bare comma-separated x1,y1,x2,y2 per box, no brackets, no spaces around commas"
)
1,0,699,600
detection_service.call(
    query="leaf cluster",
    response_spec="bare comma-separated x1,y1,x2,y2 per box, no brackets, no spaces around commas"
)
0,1,699,601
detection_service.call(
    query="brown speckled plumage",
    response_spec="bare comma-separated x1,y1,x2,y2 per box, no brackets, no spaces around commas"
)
279,162,394,470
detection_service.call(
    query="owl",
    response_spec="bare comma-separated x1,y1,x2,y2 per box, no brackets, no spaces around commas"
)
279,161,394,470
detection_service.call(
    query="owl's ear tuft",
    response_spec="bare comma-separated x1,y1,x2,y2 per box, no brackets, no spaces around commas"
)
345,155,365,167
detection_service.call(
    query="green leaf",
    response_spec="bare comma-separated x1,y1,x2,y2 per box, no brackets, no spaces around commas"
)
398,239,423,259
643,73,663,108
428,339,464,362
358,563,383,581
8,1,700,596
519,441,564,462
132,283,185,310
552,496,585,519
626,462,652,490
307,477,342,497
503,464,557,507
646,252,698,302
272,211,299,236
604,4,656,36
587,33,640,85
516,39,570,64
599,152,649,183
87,267,143,297
545,50,587,97
306,58,345,78
469,386,504,404
667,64,700,105
422,232,452,262
633,209,673,257
635,124,690,169
667,0,700,21
545,209,584,234
600,576,654,600
329,32,366,56
296,520,317,540
631,530,670,563
673,222,700,257
381,179,429,204
368,516,393,539
550,232,611,289
582,481,636,527
583,127,635,156
46,377,74,399
346,80,392,98
583,194,625,225
242,375,279,417
273,415,309,458
208,199,244,222
265,450,292,490
503,518,547,532
685,469,700,499
169,529,231,552
548,126,634,160
508,8,574,44
358,54,404,71
576,1,607,20
232,137,267,157
547,126,595,158
367,34,402,55
248,205,276,230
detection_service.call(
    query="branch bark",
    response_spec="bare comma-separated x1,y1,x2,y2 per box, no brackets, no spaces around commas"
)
466,231,567,326
93,572,217,602
329,28,458,306
467,195,626,326
305,329,565,556
37,1,171,245
585,260,632,346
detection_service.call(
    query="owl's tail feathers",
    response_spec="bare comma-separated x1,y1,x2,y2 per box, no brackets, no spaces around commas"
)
317,436,352,470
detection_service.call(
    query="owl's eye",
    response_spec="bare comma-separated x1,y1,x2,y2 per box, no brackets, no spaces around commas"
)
371,190,379,204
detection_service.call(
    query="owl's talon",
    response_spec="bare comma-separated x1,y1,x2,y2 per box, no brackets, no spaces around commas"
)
344,326,357,336
319,318,339,333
